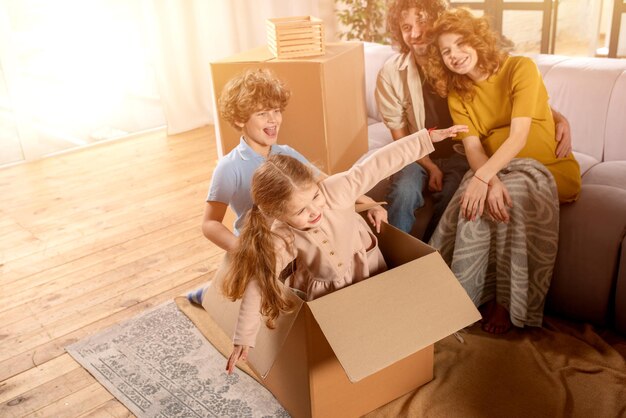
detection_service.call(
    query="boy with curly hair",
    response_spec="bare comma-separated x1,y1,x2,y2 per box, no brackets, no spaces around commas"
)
202,68,386,251
201,68,315,251
188,68,387,306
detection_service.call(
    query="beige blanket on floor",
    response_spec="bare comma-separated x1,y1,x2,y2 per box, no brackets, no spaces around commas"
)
175,297,626,418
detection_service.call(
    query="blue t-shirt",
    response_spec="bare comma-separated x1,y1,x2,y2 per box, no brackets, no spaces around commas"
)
207,137,315,235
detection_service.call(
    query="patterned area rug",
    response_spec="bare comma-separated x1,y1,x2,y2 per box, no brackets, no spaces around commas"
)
66,301,288,418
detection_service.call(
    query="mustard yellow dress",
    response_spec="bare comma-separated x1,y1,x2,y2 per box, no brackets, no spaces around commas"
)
448,55,581,202
430,56,581,328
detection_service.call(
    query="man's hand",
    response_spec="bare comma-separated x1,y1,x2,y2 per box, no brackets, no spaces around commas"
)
553,110,572,158
366,205,388,233
226,345,249,374
427,165,443,192
485,178,513,223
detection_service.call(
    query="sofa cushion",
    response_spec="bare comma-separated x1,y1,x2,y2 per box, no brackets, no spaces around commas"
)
367,121,393,151
605,70,626,161
362,42,396,122
582,161,626,190
573,151,600,176
540,57,626,162
531,54,571,77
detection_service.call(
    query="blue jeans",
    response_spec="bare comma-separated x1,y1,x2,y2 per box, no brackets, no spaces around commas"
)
386,153,469,241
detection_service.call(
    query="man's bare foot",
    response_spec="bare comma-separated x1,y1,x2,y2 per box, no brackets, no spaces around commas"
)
481,302,512,334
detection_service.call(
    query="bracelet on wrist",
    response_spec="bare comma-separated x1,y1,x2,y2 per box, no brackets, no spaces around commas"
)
474,174,489,186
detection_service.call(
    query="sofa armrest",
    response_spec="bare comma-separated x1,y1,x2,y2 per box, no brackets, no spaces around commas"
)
548,185,626,325
614,237,626,334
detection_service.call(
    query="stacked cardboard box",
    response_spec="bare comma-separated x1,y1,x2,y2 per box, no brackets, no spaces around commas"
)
210,42,368,174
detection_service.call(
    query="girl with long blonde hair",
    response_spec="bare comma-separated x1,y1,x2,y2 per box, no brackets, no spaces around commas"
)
223,124,468,373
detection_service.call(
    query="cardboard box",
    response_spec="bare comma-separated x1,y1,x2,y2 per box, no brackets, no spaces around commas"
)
203,220,481,418
210,42,368,174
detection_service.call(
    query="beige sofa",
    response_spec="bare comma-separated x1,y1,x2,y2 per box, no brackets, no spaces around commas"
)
362,42,626,333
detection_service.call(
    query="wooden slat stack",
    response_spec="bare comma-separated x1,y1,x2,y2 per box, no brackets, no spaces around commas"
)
266,16,325,59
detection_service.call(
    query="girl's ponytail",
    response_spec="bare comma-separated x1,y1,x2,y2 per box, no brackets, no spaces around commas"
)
223,154,315,328
222,204,294,328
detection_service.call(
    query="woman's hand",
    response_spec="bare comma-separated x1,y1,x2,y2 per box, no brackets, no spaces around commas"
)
460,176,489,221
226,344,249,374
485,178,513,223
367,205,388,233
429,125,469,143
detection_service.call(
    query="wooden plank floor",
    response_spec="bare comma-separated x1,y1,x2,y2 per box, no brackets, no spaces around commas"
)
0,126,226,417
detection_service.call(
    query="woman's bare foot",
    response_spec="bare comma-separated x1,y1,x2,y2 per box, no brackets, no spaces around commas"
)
481,302,512,334
479,300,495,322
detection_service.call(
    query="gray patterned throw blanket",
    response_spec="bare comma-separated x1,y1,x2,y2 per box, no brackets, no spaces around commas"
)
429,158,560,327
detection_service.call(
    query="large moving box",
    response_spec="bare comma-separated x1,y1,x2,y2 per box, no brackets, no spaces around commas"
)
203,220,481,418
210,42,368,174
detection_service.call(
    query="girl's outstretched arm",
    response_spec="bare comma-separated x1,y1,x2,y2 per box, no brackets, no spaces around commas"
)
226,227,297,374
356,125,468,232
226,344,249,374
321,127,466,208
233,279,264,348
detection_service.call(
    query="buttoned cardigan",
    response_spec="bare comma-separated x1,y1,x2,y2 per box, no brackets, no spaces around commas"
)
233,130,435,347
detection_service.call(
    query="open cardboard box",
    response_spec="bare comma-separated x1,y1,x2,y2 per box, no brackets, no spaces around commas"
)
203,218,481,418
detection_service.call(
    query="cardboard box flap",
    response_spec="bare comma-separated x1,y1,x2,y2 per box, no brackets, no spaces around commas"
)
375,220,436,267
307,251,481,383
202,257,305,379
247,283,305,378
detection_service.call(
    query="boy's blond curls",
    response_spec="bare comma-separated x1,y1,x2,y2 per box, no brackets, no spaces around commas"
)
218,68,291,130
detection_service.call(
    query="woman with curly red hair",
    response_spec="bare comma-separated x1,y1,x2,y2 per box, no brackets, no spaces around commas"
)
424,8,581,334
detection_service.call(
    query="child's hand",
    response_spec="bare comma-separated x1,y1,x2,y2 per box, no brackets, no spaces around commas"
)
429,125,468,142
226,344,249,374
367,205,388,233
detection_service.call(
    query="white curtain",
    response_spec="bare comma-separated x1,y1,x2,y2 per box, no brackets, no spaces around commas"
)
0,0,331,165
144,0,322,135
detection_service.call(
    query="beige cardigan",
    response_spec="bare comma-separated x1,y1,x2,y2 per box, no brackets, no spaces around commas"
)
234,130,435,347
